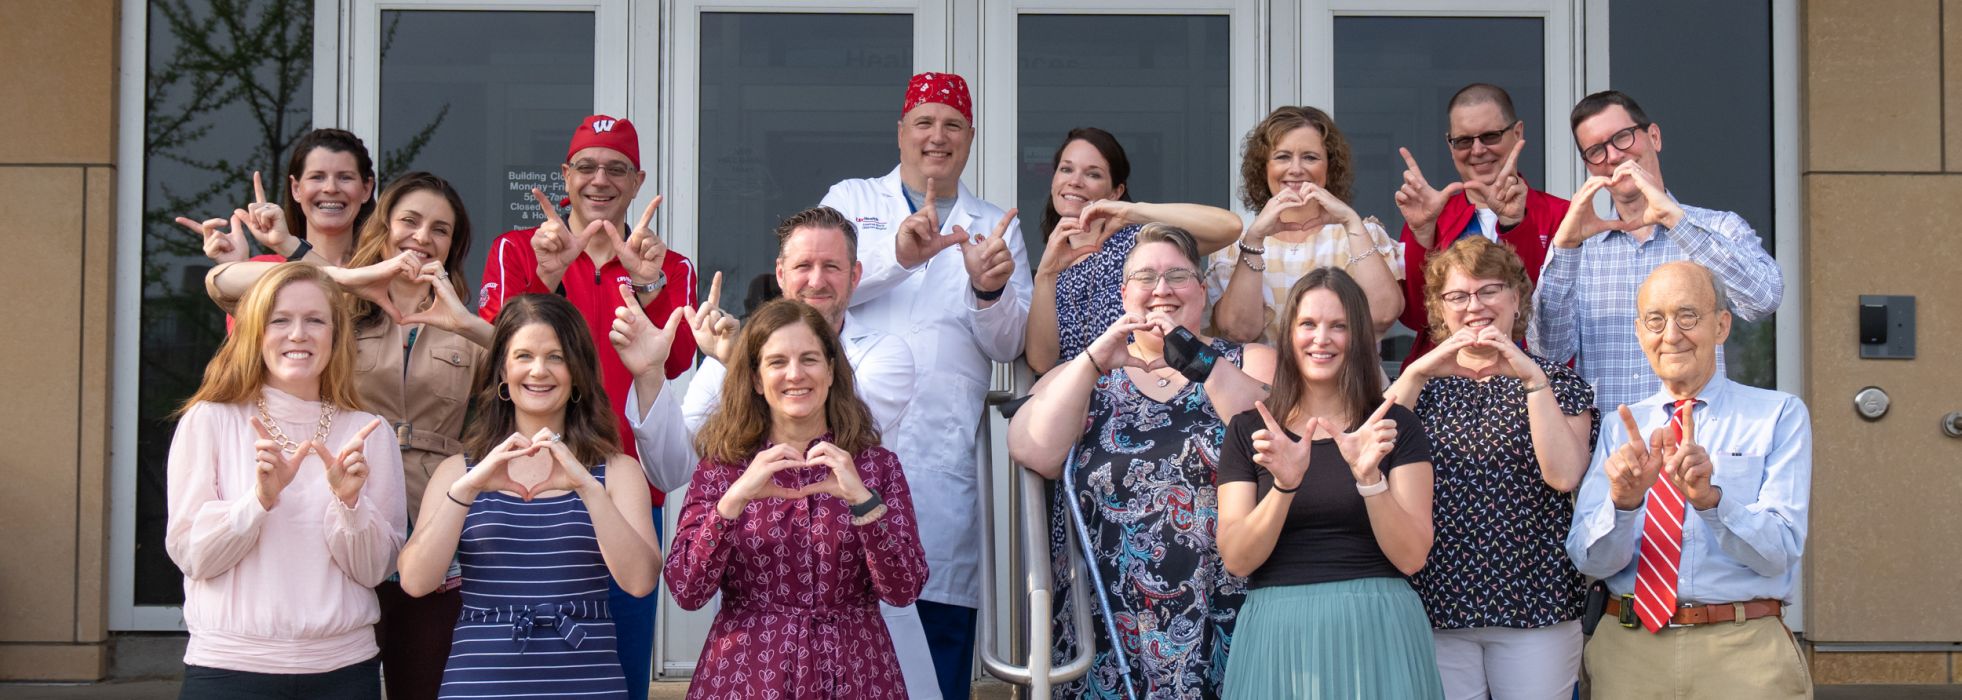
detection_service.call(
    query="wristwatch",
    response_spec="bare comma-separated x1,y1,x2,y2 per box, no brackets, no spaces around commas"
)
628,270,666,295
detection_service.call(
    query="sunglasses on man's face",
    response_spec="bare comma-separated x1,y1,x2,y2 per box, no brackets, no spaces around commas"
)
1446,119,1520,151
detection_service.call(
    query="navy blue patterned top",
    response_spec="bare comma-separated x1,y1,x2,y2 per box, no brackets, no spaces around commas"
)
1407,355,1600,629
1054,224,1139,363
440,464,625,699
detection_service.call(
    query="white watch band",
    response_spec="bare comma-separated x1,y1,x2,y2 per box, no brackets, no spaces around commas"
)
1356,475,1389,497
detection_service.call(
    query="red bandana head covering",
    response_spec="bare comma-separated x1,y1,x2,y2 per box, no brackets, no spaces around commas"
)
902,72,973,124
565,114,640,170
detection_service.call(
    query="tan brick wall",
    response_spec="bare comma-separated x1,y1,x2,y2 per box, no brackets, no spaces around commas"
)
0,0,120,682
1803,0,1962,685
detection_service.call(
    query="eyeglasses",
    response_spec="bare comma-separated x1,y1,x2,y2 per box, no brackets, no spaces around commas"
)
1580,124,1650,165
1445,120,1520,151
1125,268,1199,289
1439,283,1509,309
1641,309,1704,334
570,160,635,179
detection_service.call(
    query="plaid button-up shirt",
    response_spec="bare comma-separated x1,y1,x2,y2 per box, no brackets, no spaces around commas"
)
1528,200,1783,413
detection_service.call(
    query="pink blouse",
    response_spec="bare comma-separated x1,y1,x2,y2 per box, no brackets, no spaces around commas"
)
165,386,406,674
666,440,928,699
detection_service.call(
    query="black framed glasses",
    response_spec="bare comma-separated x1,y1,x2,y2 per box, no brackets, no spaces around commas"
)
1641,309,1704,334
1439,283,1509,309
1445,119,1520,151
1125,268,1199,289
1580,124,1650,165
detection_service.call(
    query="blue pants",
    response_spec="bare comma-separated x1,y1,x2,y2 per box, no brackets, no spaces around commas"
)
608,506,662,700
916,599,978,700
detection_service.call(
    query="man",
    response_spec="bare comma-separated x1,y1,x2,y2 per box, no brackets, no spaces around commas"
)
1566,261,1812,698
476,114,697,700
1529,90,1783,412
618,205,937,698
1395,83,1566,369
821,71,1033,700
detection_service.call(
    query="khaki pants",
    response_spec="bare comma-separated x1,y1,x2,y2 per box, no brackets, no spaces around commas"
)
1584,615,1812,699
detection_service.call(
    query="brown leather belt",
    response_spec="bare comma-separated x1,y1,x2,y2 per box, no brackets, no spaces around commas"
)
394,421,465,456
1604,597,1783,627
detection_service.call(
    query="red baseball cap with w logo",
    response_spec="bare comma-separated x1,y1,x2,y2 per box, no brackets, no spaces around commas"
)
566,114,640,169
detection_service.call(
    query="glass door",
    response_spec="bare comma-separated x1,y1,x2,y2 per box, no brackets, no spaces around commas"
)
346,0,633,294
660,0,939,675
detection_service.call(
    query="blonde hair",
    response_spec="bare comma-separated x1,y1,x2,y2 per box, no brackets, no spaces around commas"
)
176,263,363,415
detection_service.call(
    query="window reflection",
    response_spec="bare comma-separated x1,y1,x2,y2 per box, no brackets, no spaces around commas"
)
697,12,914,313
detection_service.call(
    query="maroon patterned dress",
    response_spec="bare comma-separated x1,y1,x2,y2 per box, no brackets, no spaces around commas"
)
665,437,928,699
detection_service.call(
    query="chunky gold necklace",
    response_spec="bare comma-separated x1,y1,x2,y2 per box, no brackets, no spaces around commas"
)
256,394,336,454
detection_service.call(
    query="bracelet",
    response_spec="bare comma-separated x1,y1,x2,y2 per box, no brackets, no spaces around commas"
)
445,490,471,508
286,239,313,262
1086,354,1107,375
972,285,1006,302
1272,481,1300,494
1238,253,1266,273
850,503,889,527
1236,240,1266,257
1343,248,1378,268
1356,476,1390,497
1521,378,1550,394
628,270,666,295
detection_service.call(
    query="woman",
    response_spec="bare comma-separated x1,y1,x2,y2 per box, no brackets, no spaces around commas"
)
186,128,379,272
1386,237,1597,699
1024,127,1241,373
397,294,661,699
339,173,494,700
166,263,405,699
665,299,927,699
1008,224,1276,698
1214,267,1440,698
1208,106,1404,344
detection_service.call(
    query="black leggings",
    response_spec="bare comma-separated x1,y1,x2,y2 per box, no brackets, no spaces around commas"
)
178,656,380,700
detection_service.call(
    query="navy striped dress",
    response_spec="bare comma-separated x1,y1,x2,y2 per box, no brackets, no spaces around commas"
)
439,464,626,699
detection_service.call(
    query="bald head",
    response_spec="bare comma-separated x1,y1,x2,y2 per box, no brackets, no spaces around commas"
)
1636,261,1732,398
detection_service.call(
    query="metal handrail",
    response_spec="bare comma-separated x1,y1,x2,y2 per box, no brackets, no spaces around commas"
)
977,388,1095,699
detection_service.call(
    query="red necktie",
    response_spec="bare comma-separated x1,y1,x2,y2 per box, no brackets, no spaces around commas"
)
1632,399,1695,633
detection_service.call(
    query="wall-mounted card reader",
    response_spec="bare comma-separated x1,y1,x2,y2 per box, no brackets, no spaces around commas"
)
1858,295,1914,359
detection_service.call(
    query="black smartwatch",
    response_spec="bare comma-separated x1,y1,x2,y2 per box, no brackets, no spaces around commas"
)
1163,326,1220,384
285,239,313,262
971,285,1005,302
849,488,885,517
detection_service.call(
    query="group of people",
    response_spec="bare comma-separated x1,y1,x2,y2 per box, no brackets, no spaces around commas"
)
164,68,1811,700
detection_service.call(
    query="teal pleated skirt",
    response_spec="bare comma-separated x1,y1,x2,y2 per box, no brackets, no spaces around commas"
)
1222,577,1444,700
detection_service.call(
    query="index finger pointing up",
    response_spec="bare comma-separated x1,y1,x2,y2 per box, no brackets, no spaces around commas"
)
1679,402,1695,445
636,195,662,232
253,171,267,204
924,177,940,229
530,188,566,226
704,270,724,312
990,208,1019,240
250,416,274,441
1616,404,1650,457
341,418,384,457
1494,139,1525,185
1398,147,1427,182
616,284,652,321
1364,396,1396,426
1254,401,1289,441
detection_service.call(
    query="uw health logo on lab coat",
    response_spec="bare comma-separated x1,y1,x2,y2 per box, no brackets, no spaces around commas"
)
855,216,887,231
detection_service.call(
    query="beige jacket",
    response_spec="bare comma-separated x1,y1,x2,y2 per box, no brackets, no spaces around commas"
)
352,320,487,525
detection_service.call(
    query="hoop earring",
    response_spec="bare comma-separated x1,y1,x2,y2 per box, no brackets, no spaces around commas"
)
570,388,582,404
497,383,511,401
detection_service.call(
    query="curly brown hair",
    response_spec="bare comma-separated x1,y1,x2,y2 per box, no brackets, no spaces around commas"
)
1238,106,1353,211
1421,236,1534,344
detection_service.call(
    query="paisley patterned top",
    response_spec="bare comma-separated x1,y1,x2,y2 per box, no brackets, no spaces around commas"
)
1407,353,1600,629
665,439,927,699
1048,339,1248,699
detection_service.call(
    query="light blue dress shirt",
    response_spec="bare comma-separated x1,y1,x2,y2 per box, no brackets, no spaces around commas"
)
1529,199,1784,413
1566,375,1812,605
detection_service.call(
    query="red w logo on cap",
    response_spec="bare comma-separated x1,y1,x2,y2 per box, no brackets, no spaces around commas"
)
591,119,618,133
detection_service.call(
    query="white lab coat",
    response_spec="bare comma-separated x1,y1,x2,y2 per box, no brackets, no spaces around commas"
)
627,315,940,699
820,165,1033,611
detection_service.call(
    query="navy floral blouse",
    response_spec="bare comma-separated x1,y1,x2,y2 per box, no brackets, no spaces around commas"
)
1054,224,1139,363
1407,353,1600,629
